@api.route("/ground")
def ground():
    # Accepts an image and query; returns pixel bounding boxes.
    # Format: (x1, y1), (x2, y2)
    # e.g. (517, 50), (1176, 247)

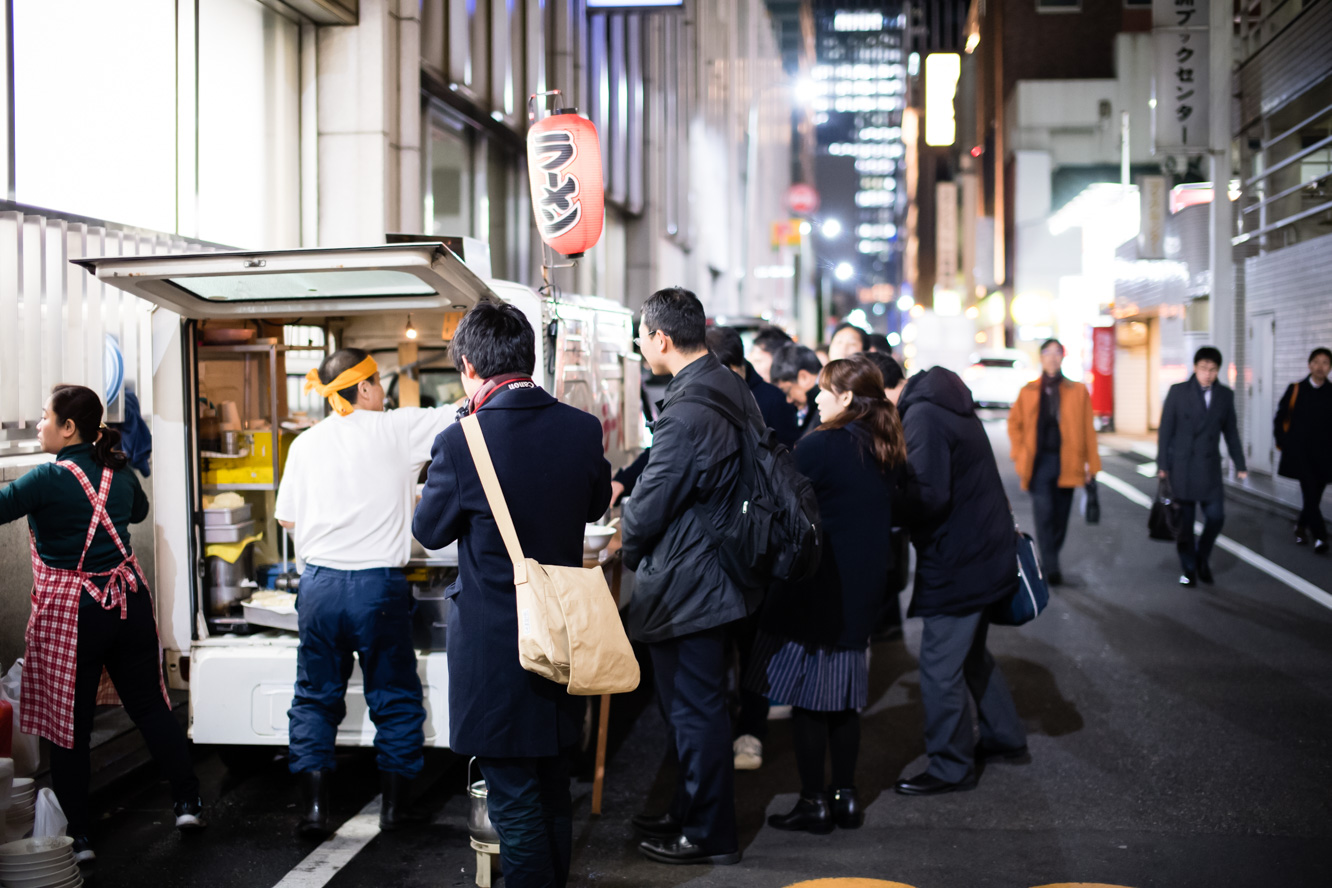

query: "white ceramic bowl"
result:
(583, 524), (616, 556)
(0, 850), (72, 873)
(1, 861), (79, 888)
(33, 871), (81, 888)
(0, 837), (74, 866)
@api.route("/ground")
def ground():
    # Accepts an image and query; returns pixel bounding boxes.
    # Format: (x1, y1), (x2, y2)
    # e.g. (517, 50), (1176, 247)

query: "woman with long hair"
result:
(0, 385), (203, 863)
(747, 355), (906, 833)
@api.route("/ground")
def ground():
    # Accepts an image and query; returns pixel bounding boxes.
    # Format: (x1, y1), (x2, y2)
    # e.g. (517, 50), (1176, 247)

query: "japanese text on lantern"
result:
(526, 112), (605, 256)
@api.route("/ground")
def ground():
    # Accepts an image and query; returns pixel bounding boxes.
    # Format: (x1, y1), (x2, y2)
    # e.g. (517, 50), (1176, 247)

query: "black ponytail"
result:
(48, 385), (130, 470)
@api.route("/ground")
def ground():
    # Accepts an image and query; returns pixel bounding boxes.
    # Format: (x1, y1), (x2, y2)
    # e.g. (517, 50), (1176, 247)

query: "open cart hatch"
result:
(71, 242), (499, 318)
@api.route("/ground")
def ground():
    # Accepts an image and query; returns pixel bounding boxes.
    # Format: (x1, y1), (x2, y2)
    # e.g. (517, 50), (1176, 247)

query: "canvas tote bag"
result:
(461, 414), (640, 696)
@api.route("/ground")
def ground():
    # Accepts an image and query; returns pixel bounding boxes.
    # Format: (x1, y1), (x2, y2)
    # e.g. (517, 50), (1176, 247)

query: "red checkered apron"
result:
(20, 460), (169, 749)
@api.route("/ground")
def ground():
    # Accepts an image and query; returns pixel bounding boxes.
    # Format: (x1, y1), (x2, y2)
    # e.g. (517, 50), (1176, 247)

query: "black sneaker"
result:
(71, 835), (95, 864)
(174, 797), (208, 830)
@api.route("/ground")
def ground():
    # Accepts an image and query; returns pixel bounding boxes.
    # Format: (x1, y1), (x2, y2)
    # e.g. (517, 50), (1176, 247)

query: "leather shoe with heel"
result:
(297, 770), (332, 839)
(831, 787), (863, 829)
(894, 771), (977, 796)
(638, 834), (741, 865)
(631, 812), (681, 838)
(767, 793), (833, 834)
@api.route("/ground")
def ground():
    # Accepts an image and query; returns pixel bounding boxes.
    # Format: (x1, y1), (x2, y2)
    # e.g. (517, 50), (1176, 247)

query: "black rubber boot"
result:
(379, 771), (429, 831)
(767, 793), (834, 834)
(297, 770), (332, 840)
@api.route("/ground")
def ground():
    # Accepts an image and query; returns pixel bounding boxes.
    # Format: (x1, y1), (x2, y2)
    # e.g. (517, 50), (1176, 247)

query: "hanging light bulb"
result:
(405, 315), (418, 340)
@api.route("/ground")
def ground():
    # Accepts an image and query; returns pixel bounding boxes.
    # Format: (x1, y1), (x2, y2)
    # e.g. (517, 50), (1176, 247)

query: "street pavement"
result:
(77, 420), (1332, 888)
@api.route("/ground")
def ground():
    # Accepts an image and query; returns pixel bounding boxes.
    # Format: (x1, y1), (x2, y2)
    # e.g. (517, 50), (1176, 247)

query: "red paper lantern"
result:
(526, 110), (605, 257)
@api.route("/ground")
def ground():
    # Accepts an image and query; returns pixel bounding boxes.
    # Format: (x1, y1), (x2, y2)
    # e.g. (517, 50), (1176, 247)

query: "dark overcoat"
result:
(412, 381), (612, 758)
(1274, 377), (1332, 484)
(761, 423), (900, 649)
(745, 361), (801, 448)
(898, 367), (1017, 617)
(1157, 376), (1246, 503)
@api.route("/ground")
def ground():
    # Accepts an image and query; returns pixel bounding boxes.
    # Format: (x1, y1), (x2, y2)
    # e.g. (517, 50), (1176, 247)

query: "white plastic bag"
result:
(1, 660), (42, 778)
(33, 788), (67, 838)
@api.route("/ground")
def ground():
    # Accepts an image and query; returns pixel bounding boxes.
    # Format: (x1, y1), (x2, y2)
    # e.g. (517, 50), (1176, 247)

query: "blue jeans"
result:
(477, 753), (573, 888)
(287, 566), (425, 776)
(1176, 499), (1225, 573)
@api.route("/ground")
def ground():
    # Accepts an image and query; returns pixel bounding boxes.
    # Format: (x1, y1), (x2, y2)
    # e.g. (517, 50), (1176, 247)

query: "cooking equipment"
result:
(466, 758), (499, 844)
(203, 504), (251, 526)
(203, 520), (256, 544)
(206, 548), (254, 616)
(241, 599), (298, 632)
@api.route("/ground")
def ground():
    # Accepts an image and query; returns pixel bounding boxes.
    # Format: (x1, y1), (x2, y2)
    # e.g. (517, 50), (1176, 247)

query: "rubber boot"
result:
(379, 771), (428, 831)
(297, 770), (332, 840)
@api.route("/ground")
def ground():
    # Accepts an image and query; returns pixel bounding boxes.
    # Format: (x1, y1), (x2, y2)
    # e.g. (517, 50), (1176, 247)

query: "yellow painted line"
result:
(783, 881), (920, 888)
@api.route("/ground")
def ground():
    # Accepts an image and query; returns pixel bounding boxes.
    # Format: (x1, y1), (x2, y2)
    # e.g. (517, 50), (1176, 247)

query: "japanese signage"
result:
(935, 181), (958, 288)
(1138, 175), (1168, 259)
(1151, 0), (1209, 153)
(526, 110), (605, 257)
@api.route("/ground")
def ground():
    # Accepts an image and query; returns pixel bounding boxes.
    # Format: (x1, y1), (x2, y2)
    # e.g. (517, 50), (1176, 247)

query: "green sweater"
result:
(0, 444), (149, 581)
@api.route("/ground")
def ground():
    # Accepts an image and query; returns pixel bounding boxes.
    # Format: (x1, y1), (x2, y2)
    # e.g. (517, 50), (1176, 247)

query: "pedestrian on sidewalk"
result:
(748, 326), (793, 383)
(1157, 347), (1247, 586)
(413, 303), (611, 888)
(277, 348), (455, 838)
(0, 385), (205, 864)
(621, 287), (757, 867)
(828, 322), (868, 361)
(771, 344), (825, 438)
(748, 355), (905, 833)
(1274, 347), (1331, 554)
(1006, 339), (1100, 586)
(895, 367), (1028, 796)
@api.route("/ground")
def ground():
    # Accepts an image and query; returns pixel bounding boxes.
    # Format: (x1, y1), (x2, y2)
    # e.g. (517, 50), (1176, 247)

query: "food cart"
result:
(72, 239), (640, 754)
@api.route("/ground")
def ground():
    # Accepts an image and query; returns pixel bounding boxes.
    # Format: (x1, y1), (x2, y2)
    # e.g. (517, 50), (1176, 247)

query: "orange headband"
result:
(304, 356), (378, 416)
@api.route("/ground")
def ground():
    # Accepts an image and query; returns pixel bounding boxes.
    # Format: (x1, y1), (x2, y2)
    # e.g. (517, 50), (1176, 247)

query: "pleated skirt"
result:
(744, 629), (868, 711)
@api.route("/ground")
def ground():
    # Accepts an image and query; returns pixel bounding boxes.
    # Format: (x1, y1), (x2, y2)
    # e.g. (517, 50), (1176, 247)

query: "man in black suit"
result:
(1157, 346), (1248, 587)
(770, 344), (824, 438)
(413, 302), (611, 888)
(622, 287), (759, 866)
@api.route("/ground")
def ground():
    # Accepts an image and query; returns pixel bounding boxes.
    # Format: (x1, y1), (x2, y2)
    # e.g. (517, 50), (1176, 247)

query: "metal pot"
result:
(467, 757), (500, 844)
(206, 546), (254, 616)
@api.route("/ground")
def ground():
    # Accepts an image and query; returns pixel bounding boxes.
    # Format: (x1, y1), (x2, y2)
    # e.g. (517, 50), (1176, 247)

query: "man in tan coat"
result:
(1006, 339), (1101, 585)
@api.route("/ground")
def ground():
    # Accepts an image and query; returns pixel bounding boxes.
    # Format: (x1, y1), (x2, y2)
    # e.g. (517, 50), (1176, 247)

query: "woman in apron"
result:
(0, 385), (204, 863)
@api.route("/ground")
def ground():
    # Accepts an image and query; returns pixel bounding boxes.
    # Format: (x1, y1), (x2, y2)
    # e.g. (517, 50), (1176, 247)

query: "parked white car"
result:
(962, 350), (1036, 408)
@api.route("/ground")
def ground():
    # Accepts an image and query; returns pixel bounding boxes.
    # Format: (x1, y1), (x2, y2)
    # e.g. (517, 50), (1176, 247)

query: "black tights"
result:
(790, 707), (860, 796)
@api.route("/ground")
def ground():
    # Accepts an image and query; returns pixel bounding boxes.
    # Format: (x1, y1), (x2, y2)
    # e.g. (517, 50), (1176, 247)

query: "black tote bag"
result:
(1148, 477), (1181, 541)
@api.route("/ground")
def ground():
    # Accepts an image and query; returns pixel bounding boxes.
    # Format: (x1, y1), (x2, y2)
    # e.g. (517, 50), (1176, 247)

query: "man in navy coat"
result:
(413, 301), (611, 888)
(1157, 346), (1247, 586)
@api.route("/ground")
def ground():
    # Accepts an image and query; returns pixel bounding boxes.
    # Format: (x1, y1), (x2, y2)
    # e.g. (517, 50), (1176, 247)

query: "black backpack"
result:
(672, 383), (822, 592)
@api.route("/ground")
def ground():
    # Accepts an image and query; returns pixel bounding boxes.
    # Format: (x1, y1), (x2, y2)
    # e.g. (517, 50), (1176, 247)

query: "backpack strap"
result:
(460, 414), (528, 586)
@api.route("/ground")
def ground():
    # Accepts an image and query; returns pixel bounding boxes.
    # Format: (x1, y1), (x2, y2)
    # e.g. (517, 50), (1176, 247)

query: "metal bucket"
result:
(467, 757), (500, 844)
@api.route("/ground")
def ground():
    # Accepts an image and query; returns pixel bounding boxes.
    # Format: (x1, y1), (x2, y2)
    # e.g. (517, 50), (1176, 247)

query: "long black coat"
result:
(1274, 377), (1332, 484)
(898, 367), (1017, 617)
(412, 381), (612, 758)
(745, 361), (801, 448)
(761, 423), (899, 649)
(1157, 376), (1246, 502)
(621, 353), (763, 643)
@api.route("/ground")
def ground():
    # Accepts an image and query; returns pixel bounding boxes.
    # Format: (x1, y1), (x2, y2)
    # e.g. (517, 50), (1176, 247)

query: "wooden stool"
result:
(470, 837), (501, 887)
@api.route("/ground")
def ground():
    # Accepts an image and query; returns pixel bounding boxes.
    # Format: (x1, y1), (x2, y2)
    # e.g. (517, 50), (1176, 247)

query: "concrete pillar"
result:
(1208, 0), (1234, 378)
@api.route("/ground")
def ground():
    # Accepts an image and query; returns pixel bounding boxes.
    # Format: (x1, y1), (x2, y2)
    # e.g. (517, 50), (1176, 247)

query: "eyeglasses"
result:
(634, 329), (658, 348)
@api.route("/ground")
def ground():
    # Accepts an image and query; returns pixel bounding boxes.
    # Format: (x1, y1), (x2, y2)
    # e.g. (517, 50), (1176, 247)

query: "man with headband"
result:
(275, 347), (455, 838)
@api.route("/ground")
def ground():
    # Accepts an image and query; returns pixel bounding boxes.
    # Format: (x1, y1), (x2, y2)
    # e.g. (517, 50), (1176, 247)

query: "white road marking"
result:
(1096, 471), (1332, 611)
(270, 795), (382, 888)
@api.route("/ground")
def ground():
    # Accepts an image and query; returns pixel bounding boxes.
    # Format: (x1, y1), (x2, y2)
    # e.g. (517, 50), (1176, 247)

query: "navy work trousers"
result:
(287, 566), (425, 776)
(477, 752), (574, 888)
(1029, 451), (1075, 576)
(648, 626), (738, 854)
(1176, 498), (1225, 573)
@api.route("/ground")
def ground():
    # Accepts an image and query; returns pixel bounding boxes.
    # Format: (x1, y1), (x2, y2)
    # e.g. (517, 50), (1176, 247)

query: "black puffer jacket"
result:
(622, 353), (765, 642)
(898, 367), (1017, 617)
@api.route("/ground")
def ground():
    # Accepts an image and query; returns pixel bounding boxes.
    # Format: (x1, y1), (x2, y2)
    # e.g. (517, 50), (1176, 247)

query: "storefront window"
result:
(426, 112), (473, 238)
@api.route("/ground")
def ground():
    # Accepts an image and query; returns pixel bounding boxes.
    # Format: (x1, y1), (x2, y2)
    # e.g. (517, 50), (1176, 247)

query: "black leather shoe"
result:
(767, 793), (834, 834)
(638, 834), (741, 865)
(631, 811), (682, 838)
(1048, 571), (1063, 587)
(894, 771), (977, 796)
(1197, 560), (1214, 584)
(831, 787), (863, 829)
(297, 769), (332, 839)
(976, 742), (1031, 764)
(1179, 571), (1198, 587)
(1315, 539), (1329, 555)
(1294, 525), (1309, 545)
(379, 771), (429, 830)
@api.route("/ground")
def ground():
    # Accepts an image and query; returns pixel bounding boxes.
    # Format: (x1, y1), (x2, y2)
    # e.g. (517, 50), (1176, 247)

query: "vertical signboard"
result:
(1138, 175), (1168, 259)
(1091, 326), (1116, 420)
(935, 181), (958, 290)
(1151, 0), (1209, 153)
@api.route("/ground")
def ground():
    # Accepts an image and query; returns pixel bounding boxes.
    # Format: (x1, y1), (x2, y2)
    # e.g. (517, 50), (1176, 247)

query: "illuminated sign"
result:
(924, 54), (960, 146)
(526, 110), (605, 257)
(588, 0), (682, 7)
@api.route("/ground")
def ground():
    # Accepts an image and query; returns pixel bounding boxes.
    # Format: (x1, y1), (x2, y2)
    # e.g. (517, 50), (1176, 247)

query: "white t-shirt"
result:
(275, 406), (455, 570)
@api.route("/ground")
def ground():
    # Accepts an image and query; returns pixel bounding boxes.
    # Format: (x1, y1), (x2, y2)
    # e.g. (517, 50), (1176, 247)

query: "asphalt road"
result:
(78, 420), (1332, 888)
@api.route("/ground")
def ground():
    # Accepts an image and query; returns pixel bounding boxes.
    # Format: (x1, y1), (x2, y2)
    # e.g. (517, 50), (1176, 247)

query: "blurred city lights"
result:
(799, 220), (813, 235)
(834, 262), (855, 281)
(924, 53), (961, 147)
(897, 294), (915, 311)
(821, 218), (842, 238)
(834, 11), (884, 31)
(902, 323), (917, 343)
(887, 332), (902, 347)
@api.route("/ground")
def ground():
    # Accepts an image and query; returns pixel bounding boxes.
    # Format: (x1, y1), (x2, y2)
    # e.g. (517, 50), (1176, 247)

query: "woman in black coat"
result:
(747, 355), (905, 834)
(1274, 347), (1332, 552)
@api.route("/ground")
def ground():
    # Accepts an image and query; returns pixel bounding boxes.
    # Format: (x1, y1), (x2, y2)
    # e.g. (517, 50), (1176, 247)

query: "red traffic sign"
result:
(786, 183), (820, 216)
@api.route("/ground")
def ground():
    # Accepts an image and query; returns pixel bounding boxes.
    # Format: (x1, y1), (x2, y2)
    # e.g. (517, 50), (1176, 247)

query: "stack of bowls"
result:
(0, 759), (11, 843)
(0, 837), (81, 888)
(3, 782), (34, 842)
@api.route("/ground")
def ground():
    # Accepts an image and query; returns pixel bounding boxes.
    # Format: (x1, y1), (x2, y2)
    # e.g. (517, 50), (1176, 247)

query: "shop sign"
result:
(1151, 0), (1209, 153)
(527, 111), (605, 257)
(786, 184), (820, 216)
(936, 181), (958, 287)
(1090, 326), (1115, 417)
(1138, 175), (1168, 259)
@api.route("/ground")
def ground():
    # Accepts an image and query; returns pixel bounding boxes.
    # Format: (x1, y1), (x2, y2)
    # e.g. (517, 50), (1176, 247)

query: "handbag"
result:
(990, 518), (1049, 627)
(1083, 478), (1101, 524)
(460, 414), (640, 697)
(1148, 476), (1181, 541)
